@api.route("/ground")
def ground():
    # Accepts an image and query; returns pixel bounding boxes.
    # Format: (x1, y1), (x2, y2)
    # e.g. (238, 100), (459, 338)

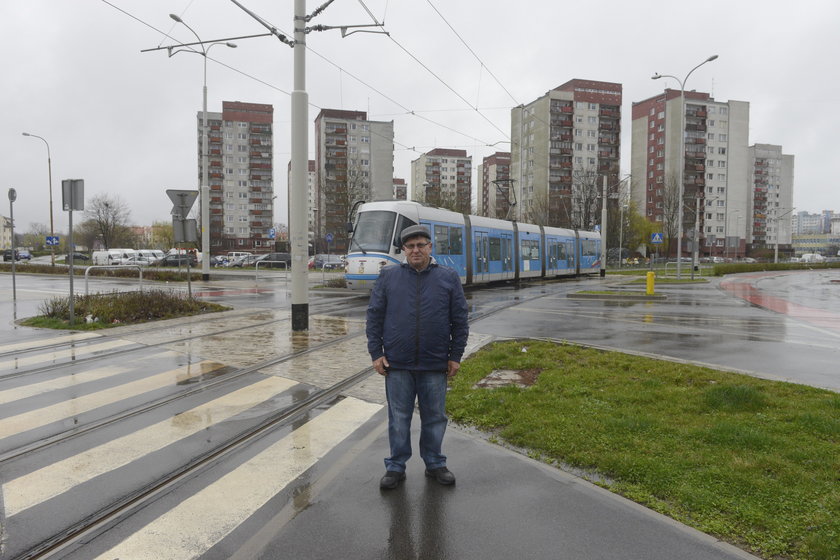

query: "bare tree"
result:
(571, 165), (602, 230)
(525, 190), (551, 225)
(661, 173), (681, 257)
(22, 222), (49, 252)
(84, 194), (133, 249)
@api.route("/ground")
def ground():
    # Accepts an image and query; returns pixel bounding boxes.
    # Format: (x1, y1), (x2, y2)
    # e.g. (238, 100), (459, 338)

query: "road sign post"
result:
(166, 189), (199, 297)
(62, 179), (85, 325)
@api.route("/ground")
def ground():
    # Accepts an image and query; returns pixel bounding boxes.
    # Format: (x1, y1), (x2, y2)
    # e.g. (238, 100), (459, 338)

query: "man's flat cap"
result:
(400, 225), (431, 245)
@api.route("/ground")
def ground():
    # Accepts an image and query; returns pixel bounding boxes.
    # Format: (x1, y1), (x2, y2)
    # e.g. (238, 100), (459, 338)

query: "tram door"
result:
(474, 231), (489, 282)
(501, 234), (513, 279)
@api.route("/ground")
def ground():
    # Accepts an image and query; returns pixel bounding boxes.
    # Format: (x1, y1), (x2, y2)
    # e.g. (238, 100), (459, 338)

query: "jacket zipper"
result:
(414, 270), (421, 366)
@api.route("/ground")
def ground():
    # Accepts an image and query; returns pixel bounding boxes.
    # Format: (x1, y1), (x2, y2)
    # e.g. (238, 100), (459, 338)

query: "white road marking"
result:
(3, 375), (297, 517)
(92, 397), (381, 560)
(0, 332), (101, 354)
(0, 360), (225, 440)
(0, 339), (135, 370)
(0, 364), (142, 405)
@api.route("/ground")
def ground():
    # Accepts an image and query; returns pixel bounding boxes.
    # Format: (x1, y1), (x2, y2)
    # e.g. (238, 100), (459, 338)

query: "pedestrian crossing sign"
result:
(651, 232), (664, 244)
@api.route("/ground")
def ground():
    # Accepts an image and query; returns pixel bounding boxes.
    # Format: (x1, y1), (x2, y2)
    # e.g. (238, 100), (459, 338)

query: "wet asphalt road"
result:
(1, 267), (837, 559)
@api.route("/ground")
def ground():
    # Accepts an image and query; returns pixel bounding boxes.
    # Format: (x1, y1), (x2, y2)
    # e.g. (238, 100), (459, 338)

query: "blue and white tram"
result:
(344, 200), (601, 290)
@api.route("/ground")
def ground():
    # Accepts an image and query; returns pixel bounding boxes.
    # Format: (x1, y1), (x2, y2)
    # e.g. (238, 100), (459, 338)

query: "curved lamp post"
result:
(169, 14), (236, 281)
(652, 54), (718, 278)
(22, 132), (55, 265)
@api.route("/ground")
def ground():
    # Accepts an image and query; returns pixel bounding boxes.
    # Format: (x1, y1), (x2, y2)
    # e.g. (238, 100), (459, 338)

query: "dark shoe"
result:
(380, 470), (406, 489)
(425, 467), (455, 485)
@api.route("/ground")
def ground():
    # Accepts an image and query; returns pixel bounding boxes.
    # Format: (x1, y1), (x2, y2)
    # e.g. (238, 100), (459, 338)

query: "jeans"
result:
(384, 369), (449, 472)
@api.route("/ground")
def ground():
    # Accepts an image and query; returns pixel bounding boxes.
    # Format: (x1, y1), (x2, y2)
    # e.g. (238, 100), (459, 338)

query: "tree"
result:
(22, 222), (49, 252)
(151, 221), (174, 250)
(571, 165), (602, 230)
(84, 194), (134, 249)
(72, 219), (102, 252)
(660, 173), (681, 257)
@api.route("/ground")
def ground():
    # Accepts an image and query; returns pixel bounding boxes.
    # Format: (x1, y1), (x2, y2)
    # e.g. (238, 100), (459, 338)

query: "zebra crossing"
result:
(0, 331), (382, 559)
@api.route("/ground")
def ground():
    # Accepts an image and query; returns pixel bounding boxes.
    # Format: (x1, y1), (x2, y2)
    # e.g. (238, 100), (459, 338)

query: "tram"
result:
(344, 200), (601, 290)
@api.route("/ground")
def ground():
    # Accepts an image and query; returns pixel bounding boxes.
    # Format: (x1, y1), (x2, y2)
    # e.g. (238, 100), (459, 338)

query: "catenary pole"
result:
(290, 0), (309, 331)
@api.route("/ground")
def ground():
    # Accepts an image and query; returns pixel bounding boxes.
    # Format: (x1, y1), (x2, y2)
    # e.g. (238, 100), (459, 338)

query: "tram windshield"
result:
(350, 211), (397, 253)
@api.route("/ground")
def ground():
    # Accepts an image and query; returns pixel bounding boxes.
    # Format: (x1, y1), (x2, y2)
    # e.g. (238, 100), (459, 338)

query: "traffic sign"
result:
(651, 232), (664, 244)
(166, 189), (198, 218)
(46, 236), (59, 246)
(268, 228), (276, 240)
(325, 233), (334, 243)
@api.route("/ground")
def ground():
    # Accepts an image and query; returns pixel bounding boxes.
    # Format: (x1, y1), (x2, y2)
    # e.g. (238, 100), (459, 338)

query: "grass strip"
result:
(448, 339), (839, 560)
(20, 289), (230, 330)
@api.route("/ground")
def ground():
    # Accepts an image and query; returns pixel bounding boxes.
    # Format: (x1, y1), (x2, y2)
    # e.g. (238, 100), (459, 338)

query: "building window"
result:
(719, 134), (727, 142)
(718, 147), (727, 155)
(719, 107), (728, 115)
(718, 161), (726, 168)
(707, 133), (715, 140)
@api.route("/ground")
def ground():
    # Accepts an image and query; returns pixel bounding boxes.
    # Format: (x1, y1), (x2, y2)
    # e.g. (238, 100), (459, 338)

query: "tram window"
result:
(520, 239), (540, 259)
(434, 225), (451, 254)
(394, 215), (417, 249)
(353, 211), (399, 253)
(433, 225), (464, 255)
(489, 237), (501, 260)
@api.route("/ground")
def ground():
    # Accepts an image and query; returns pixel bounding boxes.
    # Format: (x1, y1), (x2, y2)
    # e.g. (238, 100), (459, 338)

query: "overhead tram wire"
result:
(424, 0), (520, 107)
(103, 1), (502, 155)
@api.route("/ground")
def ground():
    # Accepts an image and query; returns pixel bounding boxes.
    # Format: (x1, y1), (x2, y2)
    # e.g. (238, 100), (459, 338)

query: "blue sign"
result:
(46, 235), (59, 246)
(650, 232), (664, 244)
(268, 228), (276, 240)
(325, 233), (334, 243)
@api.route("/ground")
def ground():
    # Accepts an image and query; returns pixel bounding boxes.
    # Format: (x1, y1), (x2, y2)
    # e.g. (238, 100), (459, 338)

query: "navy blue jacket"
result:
(366, 260), (469, 372)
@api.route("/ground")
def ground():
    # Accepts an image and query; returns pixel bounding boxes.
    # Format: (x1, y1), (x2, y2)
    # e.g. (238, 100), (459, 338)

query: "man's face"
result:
(403, 236), (432, 270)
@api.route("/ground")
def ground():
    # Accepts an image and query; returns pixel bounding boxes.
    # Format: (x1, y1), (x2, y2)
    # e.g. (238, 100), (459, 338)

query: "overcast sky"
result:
(4, 0), (839, 236)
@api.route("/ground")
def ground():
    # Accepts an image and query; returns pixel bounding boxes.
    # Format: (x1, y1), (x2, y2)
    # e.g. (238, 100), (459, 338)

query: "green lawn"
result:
(448, 340), (839, 560)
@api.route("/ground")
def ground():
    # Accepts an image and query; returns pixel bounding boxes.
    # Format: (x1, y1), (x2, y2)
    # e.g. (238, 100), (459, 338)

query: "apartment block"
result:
(285, 159), (317, 250)
(748, 144), (794, 253)
(631, 90), (750, 258)
(510, 79), (622, 227)
(393, 178), (407, 200)
(410, 148), (472, 213)
(199, 101), (274, 253)
(476, 152), (512, 219)
(314, 109), (394, 252)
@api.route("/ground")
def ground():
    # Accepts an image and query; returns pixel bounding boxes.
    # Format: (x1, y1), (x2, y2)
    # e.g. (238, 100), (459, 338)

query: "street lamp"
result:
(652, 54), (718, 279)
(169, 14), (237, 282)
(22, 132), (55, 265)
(618, 203), (628, 269)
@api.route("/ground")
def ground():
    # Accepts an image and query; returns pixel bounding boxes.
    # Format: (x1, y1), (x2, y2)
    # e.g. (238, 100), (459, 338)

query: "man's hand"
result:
(373, 356), (390, 376)
(447, 360), (460, 378)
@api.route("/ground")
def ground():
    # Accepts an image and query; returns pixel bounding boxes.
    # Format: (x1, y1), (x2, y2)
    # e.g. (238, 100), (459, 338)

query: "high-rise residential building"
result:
(477, 152), (512, 219)
(285, 159), (317, 251)
(1, 215), (12, 250)
(200, 101), (274, 253)
(393, 178), (407, 200)
(748, 144), (794, 254)
(314, 109), (394, 252)
(793, 211), (829, 235)
(410, 148), (472, 213)
(631, 90), (750, 258)
(510, 79), (622, 228)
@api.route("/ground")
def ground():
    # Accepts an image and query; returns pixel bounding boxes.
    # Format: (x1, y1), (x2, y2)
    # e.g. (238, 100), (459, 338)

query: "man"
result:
(366, 224), (470, 489)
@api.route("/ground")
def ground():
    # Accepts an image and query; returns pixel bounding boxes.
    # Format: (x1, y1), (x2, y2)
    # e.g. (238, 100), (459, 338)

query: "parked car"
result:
(154, 254), (197, 267)
(119, 256), (153, 266)
(3, 249), (20, 262)
(313, 254), (345, 270)
(227, 254), (262, 268)
(17, 250), (32, 261)
(66, 252), (90, 261)
(258, 252), (292, 269)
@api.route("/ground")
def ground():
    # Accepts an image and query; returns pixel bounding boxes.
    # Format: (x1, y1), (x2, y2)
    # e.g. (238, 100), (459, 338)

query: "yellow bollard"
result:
(646, 271), (655, 296)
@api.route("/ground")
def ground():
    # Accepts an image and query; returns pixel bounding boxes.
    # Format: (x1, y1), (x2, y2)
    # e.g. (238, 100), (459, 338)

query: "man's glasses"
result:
(403, 241), (430, 250)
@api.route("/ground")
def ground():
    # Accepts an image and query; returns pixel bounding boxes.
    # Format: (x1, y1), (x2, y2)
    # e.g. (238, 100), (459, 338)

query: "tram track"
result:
(0, 294), (369, 382)
(13, 282), (555, 560)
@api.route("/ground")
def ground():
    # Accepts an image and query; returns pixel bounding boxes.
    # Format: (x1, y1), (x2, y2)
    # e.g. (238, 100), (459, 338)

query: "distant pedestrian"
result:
(366, 224), (469, 489)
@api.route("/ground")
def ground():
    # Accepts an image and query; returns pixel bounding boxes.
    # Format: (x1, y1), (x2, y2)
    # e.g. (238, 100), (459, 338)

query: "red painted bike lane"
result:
(719, 271), (840, 334)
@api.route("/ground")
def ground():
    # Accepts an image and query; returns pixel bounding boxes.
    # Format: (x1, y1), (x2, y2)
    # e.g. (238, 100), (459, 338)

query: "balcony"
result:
(599, 108), (620, 118)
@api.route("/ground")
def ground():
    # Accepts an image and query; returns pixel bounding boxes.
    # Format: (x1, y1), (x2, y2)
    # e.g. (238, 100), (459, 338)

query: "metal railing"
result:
(255, 260), (288, 282)
(84, 265), (143, 295)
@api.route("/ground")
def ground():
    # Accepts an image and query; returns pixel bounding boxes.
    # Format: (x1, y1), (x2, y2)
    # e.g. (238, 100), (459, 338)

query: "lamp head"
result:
(226, 42), (237, 48)
(651, 73), (662, 80)
(22, 132), (31, 137)
(706, 54), (719, 62)
(169, 13), (183, 23)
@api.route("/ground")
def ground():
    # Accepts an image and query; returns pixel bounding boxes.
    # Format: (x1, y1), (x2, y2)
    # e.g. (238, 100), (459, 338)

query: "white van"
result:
(91, 248), (136, 265)
(800, 253), (825, 263)
(227, 251), (252, 259)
